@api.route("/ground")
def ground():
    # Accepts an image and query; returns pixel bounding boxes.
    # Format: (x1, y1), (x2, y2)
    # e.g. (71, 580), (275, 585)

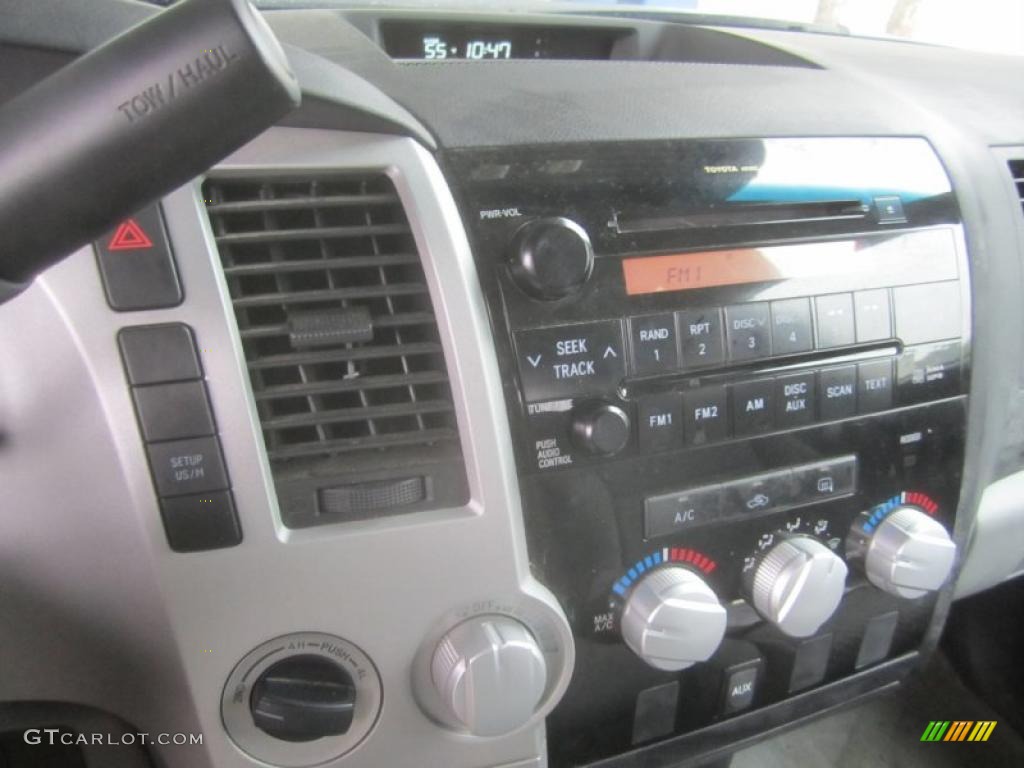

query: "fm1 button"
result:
(775, 372), (816, 427)
(638, 393), (682, 452)
(630, 314), (678, 375)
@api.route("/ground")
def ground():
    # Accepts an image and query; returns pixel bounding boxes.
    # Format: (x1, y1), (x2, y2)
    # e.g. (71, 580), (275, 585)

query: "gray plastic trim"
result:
(955, 471), (1024, 599)
(0, 128), (572, 768)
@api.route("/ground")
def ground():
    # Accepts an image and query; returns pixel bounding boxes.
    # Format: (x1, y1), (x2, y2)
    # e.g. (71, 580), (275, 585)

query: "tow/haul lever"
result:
(0, 0), (300, 297)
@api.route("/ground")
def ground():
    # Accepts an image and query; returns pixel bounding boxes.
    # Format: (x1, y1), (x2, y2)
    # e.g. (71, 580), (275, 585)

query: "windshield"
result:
(243, 0), (1024, 56)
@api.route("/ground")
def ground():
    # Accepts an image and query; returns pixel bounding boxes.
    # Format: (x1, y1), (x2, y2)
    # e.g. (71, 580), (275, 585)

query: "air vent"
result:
(1011, 159), (1024, 216)
(203, 173), (468, 527)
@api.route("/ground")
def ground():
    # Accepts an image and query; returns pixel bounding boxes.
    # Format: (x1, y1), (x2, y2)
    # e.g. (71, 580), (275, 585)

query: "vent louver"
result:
(202, 173), (467, 527)
(1011, 159), (1024, 216)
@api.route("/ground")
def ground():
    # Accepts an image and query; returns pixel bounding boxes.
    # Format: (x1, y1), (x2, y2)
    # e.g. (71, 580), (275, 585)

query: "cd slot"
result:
(611, 200), (869, 234)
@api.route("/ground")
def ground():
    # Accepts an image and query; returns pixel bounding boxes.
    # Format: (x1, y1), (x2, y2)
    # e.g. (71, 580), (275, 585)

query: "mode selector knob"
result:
(250, 655), (356, 742)
(508, 217), (594, 300)
(853, 506), (956, 599)
(749, 535), (848, 638)
(620, 567), (727, 671)
(571, 401), (631, 457)
(432, 615), (547, 737)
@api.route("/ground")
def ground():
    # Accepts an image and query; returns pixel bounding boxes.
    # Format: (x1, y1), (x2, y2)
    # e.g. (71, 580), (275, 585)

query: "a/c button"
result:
(645, 485), (723, 539)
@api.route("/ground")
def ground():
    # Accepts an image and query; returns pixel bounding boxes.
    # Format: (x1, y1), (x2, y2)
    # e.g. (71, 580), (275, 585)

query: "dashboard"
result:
(2, 2), (1024, 768)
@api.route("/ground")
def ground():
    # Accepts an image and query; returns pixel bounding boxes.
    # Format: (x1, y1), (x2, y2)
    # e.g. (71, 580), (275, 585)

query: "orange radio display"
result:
(620, 238), (890, 296)
(622, 248), (784, 295)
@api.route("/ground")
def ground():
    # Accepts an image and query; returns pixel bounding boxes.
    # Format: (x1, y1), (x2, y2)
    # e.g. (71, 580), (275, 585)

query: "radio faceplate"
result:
(443, 137), (969, 767)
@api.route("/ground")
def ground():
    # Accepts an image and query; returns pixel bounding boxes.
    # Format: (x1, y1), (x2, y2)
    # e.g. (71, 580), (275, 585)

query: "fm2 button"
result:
(515, 321), (626, 402)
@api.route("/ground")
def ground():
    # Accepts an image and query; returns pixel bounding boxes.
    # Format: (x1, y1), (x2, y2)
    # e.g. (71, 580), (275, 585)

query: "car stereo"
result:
(444, 137), (968, 766)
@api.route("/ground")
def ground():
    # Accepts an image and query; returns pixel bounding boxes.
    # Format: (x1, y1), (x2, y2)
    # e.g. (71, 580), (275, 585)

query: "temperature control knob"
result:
(855, 506), (956, 598)
(571, 401), (631, 456)
(749, 535), (848, 638)
(508, 217), (594, 300)
(432, 615), (547, 737)
(620, 567), (727, 671)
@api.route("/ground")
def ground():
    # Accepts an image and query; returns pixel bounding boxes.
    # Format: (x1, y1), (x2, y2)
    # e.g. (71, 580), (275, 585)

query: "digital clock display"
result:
(422, 36), (513, 60)
(380, 21), (624, 61)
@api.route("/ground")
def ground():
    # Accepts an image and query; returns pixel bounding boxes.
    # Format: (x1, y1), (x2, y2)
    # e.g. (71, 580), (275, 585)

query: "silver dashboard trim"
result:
(0, 128), (573, 768)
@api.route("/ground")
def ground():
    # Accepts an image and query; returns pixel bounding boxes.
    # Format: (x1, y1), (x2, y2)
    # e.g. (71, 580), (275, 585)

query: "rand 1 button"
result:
(857, 358), (894, 413)
(146, 436), (230, 497)
(819, 365), (857, 420)
(629, 313), (679, 375)
(645, 485), (723, 538)
(637, 392), (683, 452)
(815, 293), (856, 349)
(770, 298), (813, 355)
(732, 378), (775, 437)
(725, 303), (771, 362)
(775, 372), (816, 427)
(676, 308), (725, 368)
(682, 386), (729, 446)
(896, 341), (963, 405)
(515, 320), (626, 402)
(793, 455), (857, 504)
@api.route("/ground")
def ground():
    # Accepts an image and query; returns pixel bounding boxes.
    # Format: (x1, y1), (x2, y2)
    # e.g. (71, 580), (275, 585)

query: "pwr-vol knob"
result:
(431, 615), (547, 737)
(620, 567), (727, 671)
(848, 504), (956, 598)
(749, 535), (848, 638)
(508, 217), (594, 300)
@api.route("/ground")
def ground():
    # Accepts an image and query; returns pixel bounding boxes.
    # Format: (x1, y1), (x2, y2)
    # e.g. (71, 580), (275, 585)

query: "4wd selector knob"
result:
(854, 506), (956, 598)
(620, 567), (727, 671)
(508, 217), (594, 300)
(571, 401), (631, 456)
(432, 615), (547, 737)
(749, 535), (848, 638)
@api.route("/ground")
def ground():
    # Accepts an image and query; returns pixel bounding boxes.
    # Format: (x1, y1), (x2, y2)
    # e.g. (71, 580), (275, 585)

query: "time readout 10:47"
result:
(423, 36), (513, 59)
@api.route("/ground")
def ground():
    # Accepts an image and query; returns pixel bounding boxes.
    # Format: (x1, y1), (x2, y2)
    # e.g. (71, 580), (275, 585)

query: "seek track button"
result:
(515, 321), (626, 402)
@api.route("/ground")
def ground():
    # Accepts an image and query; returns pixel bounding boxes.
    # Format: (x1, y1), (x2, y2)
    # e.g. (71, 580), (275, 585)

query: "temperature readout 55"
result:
(423, 36), (513, 60)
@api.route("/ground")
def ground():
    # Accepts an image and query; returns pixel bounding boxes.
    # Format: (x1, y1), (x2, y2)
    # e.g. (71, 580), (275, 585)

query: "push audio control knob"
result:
(432, 615), (547, 737)
(571, 401), (631, 456)
(855, 506), (956, 598)
(749, 535), (848, 638)
(508, 217), (594, 300)
(620, 567), (727, 671)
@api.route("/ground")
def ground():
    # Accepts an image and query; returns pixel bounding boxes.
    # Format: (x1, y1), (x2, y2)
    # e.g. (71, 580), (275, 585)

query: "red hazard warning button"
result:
(95, 204), (182, 311)
(108, 218), (154, 251)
